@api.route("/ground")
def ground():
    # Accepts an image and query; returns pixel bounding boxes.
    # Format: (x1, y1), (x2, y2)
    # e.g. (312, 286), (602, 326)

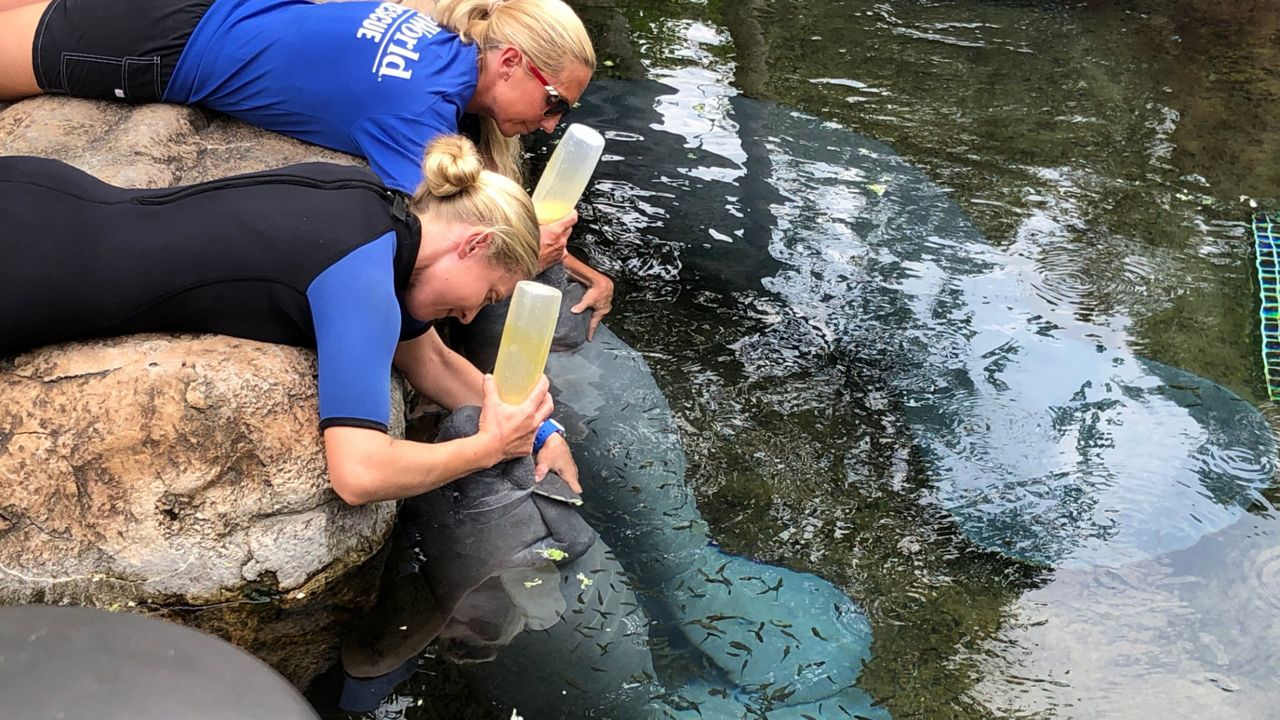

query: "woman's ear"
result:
(457, 229), (493, 258)
(497, 45), (522, 77)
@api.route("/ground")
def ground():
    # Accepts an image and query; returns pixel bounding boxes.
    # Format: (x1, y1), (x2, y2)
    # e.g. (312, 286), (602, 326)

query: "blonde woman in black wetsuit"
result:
(0, 0), (615, 334)
(0, 135), (579, 502)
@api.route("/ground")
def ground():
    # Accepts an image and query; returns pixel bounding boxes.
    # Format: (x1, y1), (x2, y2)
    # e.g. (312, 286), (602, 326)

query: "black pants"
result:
(32, 0), (215, 102)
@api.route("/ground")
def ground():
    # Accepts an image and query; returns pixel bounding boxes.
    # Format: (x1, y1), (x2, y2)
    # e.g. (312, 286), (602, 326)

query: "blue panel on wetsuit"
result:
(308, 232), (405, 432)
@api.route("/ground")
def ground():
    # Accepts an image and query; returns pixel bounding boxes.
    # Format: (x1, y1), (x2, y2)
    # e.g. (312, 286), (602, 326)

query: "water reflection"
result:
(573, 78), (1276, 569)
(568, 75), (1276, 715)
(970, 506), (1280, 718)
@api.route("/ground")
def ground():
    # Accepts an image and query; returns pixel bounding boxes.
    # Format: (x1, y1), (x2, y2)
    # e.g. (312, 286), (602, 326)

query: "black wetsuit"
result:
(0, 156), (429, 432)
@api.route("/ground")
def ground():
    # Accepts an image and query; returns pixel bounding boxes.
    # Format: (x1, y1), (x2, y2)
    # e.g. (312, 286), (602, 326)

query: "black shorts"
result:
(32, 0), (215, 103)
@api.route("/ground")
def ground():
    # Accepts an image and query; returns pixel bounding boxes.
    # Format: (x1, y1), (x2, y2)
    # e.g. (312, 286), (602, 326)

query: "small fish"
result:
(684, 618), (721, 633)
(811, 626), (827, 641)
(704, 613), (745, 623)
(698, 569), (732, 588)
(770, 685), (796, 703)
(728, 640), (753, 654)
(559, 674), (586, 693)
(756, 577), (784, 596)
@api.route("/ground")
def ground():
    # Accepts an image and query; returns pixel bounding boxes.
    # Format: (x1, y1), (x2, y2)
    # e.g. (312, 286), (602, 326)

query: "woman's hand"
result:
(567, 261), (614, 341)
(476, 374), (554, 461)
(535, 433), (581, 493)
(538, 210), (578, 271)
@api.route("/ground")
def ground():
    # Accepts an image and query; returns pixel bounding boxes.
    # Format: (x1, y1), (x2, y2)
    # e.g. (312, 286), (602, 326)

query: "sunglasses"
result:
(526, 62), (574, 118)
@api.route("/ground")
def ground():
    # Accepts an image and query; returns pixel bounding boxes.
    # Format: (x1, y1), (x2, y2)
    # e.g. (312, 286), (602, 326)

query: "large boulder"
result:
(0, 98), (397, 688)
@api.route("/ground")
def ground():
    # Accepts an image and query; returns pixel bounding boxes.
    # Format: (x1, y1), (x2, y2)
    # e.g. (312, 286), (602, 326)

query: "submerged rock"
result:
(0, 97), (394, 688)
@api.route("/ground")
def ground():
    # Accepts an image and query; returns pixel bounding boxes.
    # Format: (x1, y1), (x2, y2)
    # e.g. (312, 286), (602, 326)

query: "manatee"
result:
(448, 266), (886, 717)
(568, 78), (1276, 569)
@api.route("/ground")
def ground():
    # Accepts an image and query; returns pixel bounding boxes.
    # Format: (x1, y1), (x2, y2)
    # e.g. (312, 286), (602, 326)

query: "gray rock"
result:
(0, 97), (396, 688)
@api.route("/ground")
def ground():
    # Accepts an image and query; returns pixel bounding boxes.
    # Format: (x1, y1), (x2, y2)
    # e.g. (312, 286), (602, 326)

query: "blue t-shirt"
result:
(166, 0), (479, 193)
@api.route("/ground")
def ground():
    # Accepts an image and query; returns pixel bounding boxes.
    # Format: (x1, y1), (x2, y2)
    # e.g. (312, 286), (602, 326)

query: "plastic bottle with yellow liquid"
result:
(493, 281), (564, 404)
(531, 124), (606, 225)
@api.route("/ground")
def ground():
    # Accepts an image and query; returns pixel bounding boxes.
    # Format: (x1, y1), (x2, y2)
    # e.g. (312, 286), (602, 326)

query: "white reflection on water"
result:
(969, 509), (1280, 719)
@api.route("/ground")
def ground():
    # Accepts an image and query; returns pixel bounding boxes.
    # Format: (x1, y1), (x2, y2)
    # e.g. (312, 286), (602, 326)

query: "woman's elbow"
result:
(326, 461), (382, 506)
(323, 427), (393, 506)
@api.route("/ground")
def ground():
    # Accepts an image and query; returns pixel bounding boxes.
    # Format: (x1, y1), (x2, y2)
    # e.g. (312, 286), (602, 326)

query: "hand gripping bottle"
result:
(531, 124), (606, 225)
(493, 281), (564, 404)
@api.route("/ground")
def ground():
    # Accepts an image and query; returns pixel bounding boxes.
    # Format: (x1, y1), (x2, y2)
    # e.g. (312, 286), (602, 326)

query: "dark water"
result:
(321, 1), (1280, 718)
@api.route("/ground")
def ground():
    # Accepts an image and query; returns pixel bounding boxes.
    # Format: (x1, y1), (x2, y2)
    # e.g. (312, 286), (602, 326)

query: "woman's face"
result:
(406, 230), (522, 324)
(489, 50), (592, 137)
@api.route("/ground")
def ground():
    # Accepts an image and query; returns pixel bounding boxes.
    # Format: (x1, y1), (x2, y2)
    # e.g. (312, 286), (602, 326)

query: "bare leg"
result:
(0, 2), (47, 100)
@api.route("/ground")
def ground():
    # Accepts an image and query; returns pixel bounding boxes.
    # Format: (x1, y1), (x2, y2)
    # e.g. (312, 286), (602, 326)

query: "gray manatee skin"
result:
(342, 406), (599, 678)
(568, 78), (1277, 569)
(544, 323), (883, 714)
(453, 270), (886, 715)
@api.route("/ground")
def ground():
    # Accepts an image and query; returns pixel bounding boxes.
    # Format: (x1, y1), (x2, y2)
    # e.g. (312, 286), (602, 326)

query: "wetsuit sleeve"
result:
(307, 232), (404, 433)
(350, 110), (460, 194)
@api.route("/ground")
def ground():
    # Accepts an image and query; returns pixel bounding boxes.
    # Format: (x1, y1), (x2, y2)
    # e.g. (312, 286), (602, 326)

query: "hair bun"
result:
(423, 135), (484, 198)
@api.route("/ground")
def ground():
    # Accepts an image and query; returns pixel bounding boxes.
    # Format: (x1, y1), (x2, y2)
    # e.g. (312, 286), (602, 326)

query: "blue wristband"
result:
(533, 418), (565, 454)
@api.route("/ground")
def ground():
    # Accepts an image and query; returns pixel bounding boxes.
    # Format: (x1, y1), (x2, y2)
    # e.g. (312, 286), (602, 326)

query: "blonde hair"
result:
(432, 0), (596, 182)
(411, 135), (540, 278)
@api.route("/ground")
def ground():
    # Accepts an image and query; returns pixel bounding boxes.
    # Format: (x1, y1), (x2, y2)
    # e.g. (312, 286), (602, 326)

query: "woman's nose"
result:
(539, 115), (560, 134)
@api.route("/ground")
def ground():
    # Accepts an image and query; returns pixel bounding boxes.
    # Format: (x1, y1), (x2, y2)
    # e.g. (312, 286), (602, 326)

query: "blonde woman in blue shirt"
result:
(0, 0), (613, 330)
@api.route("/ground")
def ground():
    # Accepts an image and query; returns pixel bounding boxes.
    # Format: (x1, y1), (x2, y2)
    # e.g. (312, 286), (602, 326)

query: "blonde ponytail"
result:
(432, 0), (596, 183)
(411, 135), (539, 278)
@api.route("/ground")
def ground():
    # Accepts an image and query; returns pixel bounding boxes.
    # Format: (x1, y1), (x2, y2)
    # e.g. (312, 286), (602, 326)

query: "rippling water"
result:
(319, 1), (1280, 718)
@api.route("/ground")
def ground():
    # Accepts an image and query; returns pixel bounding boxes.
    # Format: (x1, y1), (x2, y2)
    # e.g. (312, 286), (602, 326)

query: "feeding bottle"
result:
(493, 281), (564, 404)
(531, 124), (606, 225)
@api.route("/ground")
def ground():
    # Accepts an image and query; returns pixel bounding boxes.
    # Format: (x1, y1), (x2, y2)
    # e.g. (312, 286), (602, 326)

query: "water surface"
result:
(324, 2), (1280, 717)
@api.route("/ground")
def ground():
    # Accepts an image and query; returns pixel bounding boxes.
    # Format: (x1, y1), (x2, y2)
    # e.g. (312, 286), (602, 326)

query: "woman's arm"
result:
(393, 326), (484, 410)
(324, 374), (553, 505)
(564, 252), (614, 341)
